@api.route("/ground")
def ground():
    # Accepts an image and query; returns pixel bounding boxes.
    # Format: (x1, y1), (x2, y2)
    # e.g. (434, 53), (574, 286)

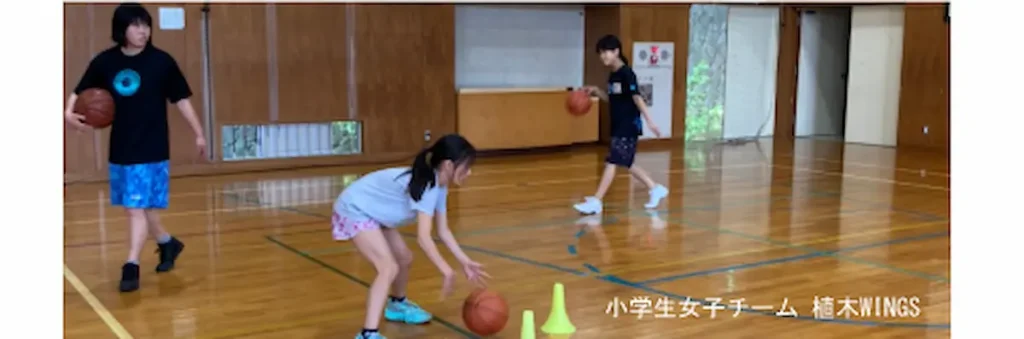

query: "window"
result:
(221, 121), (361, 161)
(687, 5), (780, 141)
(686, 5), (729, 141)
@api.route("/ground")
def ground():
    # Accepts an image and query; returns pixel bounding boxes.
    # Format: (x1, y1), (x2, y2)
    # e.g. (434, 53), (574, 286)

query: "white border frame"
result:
(33, 1), (1018, 338)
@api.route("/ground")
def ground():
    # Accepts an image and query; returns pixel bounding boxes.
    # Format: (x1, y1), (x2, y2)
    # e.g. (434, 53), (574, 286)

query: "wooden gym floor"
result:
(64, 139), (950, 338)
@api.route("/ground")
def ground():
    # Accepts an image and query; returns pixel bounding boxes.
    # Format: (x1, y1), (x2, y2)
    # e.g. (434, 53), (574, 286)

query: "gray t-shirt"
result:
(333, 167), (448, 227)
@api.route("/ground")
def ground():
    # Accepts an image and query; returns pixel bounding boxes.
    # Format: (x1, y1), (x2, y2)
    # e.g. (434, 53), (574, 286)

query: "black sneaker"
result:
(155, 237), (185, 273)
(119, 263), (140, 292)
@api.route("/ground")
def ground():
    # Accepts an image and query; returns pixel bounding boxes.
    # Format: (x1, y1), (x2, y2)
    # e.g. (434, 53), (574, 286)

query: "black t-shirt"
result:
(74, 46), (192, 165)
(607, 65), (642, 138)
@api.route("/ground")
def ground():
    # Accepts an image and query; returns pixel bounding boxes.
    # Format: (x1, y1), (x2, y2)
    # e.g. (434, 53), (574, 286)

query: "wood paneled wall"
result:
(456, 89), (599, 151)
(897, 4), (950, 151)
(354, 5), (457, 154)
(64, 3), (456, 182)
(64, 3), (206, 183)
(64, 3), (947, 182)
(583, 4), (690, 143)
(774, 6), (801, 141)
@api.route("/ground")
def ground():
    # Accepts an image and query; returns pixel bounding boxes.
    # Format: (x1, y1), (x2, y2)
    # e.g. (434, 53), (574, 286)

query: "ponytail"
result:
(618, 52), (629, 66)
(401, 134), (477, 202)
(407, 148), (435, 202)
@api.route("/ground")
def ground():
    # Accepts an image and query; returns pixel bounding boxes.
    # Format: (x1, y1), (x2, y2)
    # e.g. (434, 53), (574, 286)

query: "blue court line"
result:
(569, 190), (947, 282)
(245, 185), (773, 239)
(569, 206), (880, 274)
(646, 208), (950, 283)
(294, 189), (820, 257)
(810, 189), (948, 222)
(240, 197), (950, 329)
(454, 238), (950, 329)
(264, 235), (480, 338)
(727, 166), (948, 221)
(231, 189), (950, 283)
(635, 230), (949, 285)
(234, 189), (809, 257)
(582, 263), (601, 274)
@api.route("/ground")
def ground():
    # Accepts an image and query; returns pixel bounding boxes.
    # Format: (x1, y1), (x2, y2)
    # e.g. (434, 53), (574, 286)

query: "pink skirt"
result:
(331, 212), (382, 241)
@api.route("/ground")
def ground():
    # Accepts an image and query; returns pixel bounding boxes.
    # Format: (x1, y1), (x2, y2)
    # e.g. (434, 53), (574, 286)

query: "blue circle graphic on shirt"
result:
(113, 69), (141, 96)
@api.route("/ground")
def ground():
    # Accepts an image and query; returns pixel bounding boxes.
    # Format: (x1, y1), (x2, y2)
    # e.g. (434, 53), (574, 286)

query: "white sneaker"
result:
(573, 196), (603, 215)
(644, 184), (668, 209)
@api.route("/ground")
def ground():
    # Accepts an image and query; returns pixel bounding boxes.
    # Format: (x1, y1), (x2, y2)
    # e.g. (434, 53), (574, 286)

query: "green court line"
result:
(241, 182), (949, 283)
(297, 192), (808, 257)
(288, 203), (949, 283)
(300, 214), (620, 256)
(265, 235), (481, 339)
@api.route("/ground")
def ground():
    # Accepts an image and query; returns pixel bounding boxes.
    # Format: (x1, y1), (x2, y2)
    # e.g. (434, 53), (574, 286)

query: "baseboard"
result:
(638, 137), (681, 148)
(476, 144), (574, 158)
(63, 152), (416, 186)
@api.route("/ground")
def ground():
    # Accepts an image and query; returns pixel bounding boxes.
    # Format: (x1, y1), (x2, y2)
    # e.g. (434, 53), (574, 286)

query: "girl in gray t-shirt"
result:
(333, 134), (490, 339)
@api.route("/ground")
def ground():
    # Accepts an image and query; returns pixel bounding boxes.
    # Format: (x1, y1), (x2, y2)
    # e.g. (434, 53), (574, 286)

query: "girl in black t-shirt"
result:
(63, 3), (206, 293)
(573, 35), (668, 215)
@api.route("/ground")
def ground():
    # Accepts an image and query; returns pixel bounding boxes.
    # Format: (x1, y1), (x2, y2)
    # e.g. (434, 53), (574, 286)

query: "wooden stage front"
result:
(63, 139), (950, 338)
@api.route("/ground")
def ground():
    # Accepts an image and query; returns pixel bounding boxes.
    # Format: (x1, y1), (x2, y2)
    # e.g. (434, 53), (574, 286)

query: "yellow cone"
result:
(541, 283), (576, 334)
(521, 310), (536, 339)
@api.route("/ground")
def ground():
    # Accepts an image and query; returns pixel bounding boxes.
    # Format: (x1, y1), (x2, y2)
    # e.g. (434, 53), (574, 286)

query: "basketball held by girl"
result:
(332, 134), (490, 339)
(573, 34), (669, 215)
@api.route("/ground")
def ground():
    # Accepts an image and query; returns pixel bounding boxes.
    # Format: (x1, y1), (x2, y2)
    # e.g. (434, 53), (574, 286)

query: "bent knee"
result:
(394, 249), (414, 267)
(376, 259), (400, 280)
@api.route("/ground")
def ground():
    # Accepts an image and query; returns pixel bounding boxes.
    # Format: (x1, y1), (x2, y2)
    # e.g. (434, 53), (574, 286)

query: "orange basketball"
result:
(462, 289), (509, 336)
(566, 90), (592, 116)
(75, 88), (115, 128)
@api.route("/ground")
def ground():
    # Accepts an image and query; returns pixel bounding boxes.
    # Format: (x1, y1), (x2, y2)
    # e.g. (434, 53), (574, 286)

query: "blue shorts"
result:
(108, 160), (170, 209)
(605, 137), (638, 168)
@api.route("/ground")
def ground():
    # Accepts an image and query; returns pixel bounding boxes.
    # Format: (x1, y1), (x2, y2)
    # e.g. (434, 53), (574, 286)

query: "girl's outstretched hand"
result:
(461, 259), (491, 287)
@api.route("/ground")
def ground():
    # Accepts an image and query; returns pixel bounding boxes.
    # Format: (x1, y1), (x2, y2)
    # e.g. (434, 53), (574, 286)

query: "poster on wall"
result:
(632, 42), (674, 139)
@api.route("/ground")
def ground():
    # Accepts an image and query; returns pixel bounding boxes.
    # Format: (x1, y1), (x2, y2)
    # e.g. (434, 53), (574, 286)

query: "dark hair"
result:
(111, 3), (153, 47)
(596, 34), (629, 66)
(404, 134), (477, 201)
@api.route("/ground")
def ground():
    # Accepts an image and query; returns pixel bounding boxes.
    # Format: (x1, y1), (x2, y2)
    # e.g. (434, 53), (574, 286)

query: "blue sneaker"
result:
(355, 332), (386, 339)
(384, 299), (433, 324)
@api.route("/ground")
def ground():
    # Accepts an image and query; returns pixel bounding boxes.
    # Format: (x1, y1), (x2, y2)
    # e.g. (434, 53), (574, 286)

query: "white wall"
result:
(723, 6), (780, 139)
(795, 8), (851, 137)
(454, 5), (585, 88)
(844, 6), (904, 146)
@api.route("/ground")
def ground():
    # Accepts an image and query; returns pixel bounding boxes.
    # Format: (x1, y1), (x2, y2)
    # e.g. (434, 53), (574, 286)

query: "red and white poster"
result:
(632, 42), (675, 140)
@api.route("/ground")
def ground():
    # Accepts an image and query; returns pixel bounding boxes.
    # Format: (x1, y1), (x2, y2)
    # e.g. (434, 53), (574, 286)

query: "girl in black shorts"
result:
(573, 34), (668, 215)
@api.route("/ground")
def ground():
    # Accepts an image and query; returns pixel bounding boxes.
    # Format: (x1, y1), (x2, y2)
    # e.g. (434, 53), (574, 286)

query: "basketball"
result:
(74, 88), (115, 128)
(462, 289), (509, 335)
(566, 90), (592, 116)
